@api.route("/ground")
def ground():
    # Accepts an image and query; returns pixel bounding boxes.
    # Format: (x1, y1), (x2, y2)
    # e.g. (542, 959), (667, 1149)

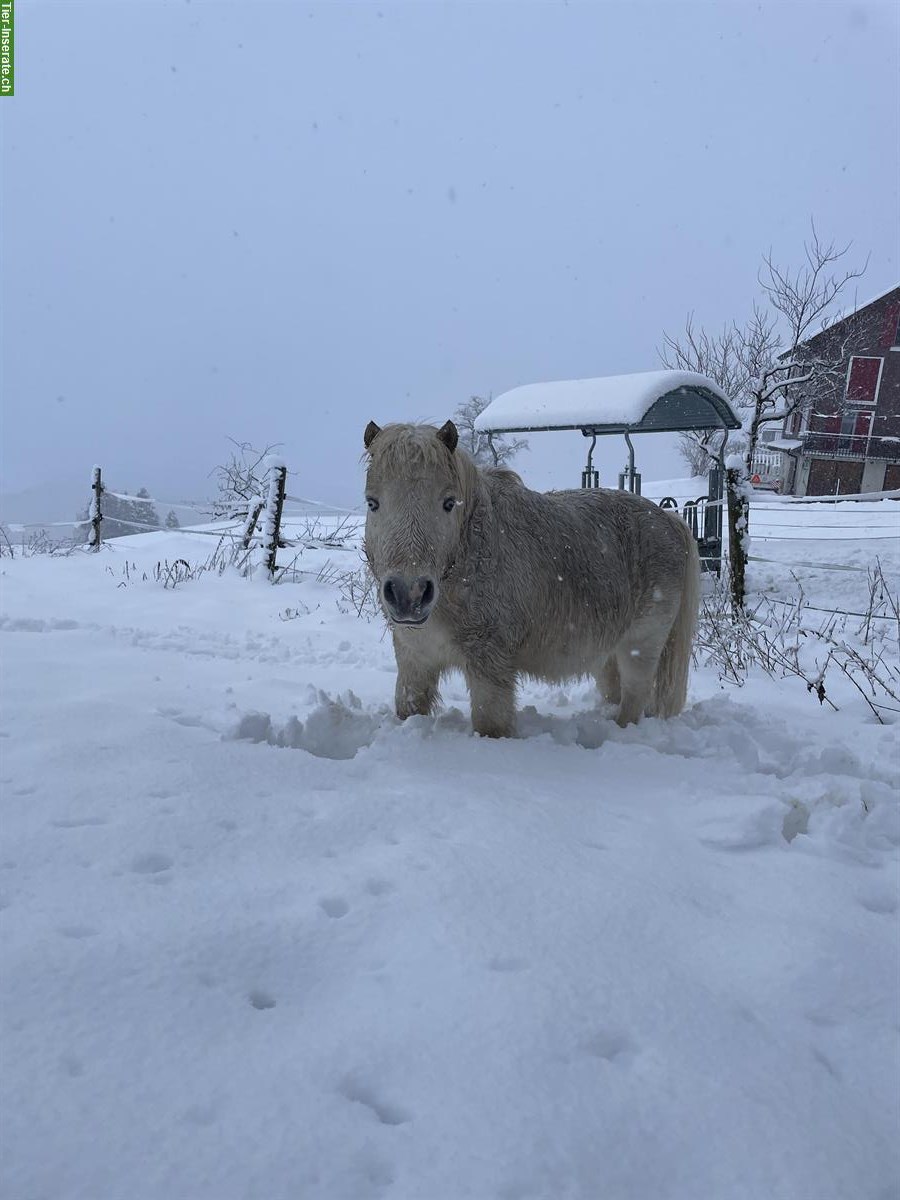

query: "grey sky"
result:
(2, 0), (898, 514)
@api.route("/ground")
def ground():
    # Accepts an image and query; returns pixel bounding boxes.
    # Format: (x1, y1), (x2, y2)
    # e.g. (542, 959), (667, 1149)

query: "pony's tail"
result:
(655, 515), (700, 718)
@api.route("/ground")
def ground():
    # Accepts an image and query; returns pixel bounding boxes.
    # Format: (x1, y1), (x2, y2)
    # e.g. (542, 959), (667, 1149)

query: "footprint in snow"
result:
(319, 896), (350, 919)
(59, 1054), (85, 1078)
(858, 886), (898, 915)
(581, 1029), (636, 1063)
(339, 1076), (411, 1126)
(248, 990), (276, 1011)
(52, 815), (109, 829)
(58, 925), (100, 940)
(488, 955), (530, 973)
(183, 1102), (218, 1126)
(130, 852), (173, 875)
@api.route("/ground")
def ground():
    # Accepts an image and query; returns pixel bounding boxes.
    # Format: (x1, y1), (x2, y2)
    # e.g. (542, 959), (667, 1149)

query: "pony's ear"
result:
(437, 420), (458, 454)
(364, 421), (382, 450)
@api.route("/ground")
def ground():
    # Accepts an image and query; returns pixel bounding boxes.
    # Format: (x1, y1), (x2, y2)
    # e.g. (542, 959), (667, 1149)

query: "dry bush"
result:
(695, 560), (900, 723)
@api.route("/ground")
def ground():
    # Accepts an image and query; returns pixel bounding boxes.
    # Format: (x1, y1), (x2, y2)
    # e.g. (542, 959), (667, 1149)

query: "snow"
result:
(474, 370), (735, 433)
(1, 504), (898, 1200)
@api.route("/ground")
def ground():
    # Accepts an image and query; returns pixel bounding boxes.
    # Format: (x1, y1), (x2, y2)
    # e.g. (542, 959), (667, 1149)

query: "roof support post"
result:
(620, 431), (641, 494)
(581, 433), (599, 488)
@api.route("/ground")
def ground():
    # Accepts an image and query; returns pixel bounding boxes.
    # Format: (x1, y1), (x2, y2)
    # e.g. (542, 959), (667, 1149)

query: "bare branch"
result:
(759, 219), (869, 349)
(455, 396), (528, 468)
(207, 438), (283, 521)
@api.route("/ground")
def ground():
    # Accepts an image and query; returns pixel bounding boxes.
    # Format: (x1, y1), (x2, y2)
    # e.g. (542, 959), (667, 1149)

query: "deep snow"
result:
(1, 500), (898, 1200)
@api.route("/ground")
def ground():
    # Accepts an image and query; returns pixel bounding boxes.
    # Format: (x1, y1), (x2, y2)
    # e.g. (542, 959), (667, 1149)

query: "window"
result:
(845, 356), (883, 405)
(839, 410), (872, 438)
(881, 302), (900, 348)
(837, 409), (872, 455)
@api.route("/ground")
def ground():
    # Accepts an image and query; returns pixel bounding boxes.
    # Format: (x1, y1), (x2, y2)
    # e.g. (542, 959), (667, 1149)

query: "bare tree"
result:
(208, 438), (283, 521)
(743, 222), (869, 475)
(659, 221), (868, 478)
(659, 315), (762, 474)
(453, 396), (528, 468)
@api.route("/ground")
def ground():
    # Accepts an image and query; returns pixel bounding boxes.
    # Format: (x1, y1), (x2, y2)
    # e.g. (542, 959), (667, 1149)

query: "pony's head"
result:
(363, 420), (470, 626)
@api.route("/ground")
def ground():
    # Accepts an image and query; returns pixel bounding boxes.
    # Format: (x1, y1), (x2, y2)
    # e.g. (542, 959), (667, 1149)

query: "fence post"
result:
(262, 459), (287, 578)
(725, 459), (749, 612)
(89, 465), (103, 550)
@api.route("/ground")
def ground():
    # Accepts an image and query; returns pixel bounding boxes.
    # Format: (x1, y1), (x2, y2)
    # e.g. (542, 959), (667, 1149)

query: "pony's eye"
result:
(366, 497), (379, 513)
(443, 497), (457, 513)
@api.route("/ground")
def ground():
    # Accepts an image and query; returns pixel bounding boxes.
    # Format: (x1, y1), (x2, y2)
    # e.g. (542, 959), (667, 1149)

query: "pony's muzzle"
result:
(382, 574), (436, 625)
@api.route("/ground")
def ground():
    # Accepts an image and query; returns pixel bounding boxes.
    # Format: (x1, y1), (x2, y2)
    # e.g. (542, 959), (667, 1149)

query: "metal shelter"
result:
(474, 370), (742, 573)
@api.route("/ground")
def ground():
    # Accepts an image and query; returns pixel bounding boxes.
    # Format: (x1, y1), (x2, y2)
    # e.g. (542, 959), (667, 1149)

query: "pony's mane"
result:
(367, 424), (479, 498)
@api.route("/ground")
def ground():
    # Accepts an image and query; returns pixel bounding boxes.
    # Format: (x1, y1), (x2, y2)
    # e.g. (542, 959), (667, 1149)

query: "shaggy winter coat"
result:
(363, 420), (699, 737)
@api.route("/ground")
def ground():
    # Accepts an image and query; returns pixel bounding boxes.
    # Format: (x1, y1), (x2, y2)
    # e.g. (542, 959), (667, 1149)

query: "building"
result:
(773, 285), (900, 496)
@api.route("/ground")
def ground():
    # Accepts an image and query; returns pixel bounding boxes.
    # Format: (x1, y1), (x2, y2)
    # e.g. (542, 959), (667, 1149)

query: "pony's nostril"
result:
(421, 580), (435, 608)
(383, 579), (398, 608)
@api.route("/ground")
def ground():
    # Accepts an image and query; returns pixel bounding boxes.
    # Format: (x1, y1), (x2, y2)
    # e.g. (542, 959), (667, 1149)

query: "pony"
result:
(363, 419), (699, 738)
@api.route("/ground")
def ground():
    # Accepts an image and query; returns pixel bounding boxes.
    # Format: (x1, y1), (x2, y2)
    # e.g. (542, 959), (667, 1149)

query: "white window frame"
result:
(844, 355), (884, 406)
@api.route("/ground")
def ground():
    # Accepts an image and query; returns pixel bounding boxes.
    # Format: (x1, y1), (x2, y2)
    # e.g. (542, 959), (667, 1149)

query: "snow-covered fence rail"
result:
(75, 463), (290, 564)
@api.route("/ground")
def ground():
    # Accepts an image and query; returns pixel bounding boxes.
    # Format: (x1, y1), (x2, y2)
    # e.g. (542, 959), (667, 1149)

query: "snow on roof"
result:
(767, 438), (804, 453)
(474, 370), (740, 435)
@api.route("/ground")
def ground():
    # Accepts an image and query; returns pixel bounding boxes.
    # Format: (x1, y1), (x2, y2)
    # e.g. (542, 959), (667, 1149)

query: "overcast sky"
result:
(2, 0), (898, 514)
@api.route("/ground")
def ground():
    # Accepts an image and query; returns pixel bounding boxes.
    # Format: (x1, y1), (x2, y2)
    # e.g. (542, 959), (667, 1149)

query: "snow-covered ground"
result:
(1, 495), (898, 1200)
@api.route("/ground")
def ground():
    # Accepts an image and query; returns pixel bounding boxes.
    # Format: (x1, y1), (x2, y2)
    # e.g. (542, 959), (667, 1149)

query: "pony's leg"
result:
(613, 620), (672, 727)
(465, 669), (517, 738)
(393, 643), (440, 720)
(597, 656), (621, 705)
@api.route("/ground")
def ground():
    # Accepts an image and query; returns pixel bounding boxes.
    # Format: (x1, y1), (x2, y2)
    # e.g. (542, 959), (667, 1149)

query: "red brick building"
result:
(776, 285), (900, 495)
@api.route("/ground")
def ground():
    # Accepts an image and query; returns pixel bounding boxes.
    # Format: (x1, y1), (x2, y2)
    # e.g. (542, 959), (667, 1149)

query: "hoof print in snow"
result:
(58, 924), (100, 939)
(59, 1054), (85, 1078)
(581, 1029), (635, 1063)
(858, 887), (898, 915)
(488, 955), (530, 973)
(782, 800), (810, 843)
(248, 990), (276, 1011)
(811, 1046), (842, 1081)
(183, 1103), (218, 1126)
(319, 896), (350, 919)
(52, 815), (109, 829)
(364, 878), (395, 897)
(340, 1076), (410, 1126)
(130, 852), (173, 875)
